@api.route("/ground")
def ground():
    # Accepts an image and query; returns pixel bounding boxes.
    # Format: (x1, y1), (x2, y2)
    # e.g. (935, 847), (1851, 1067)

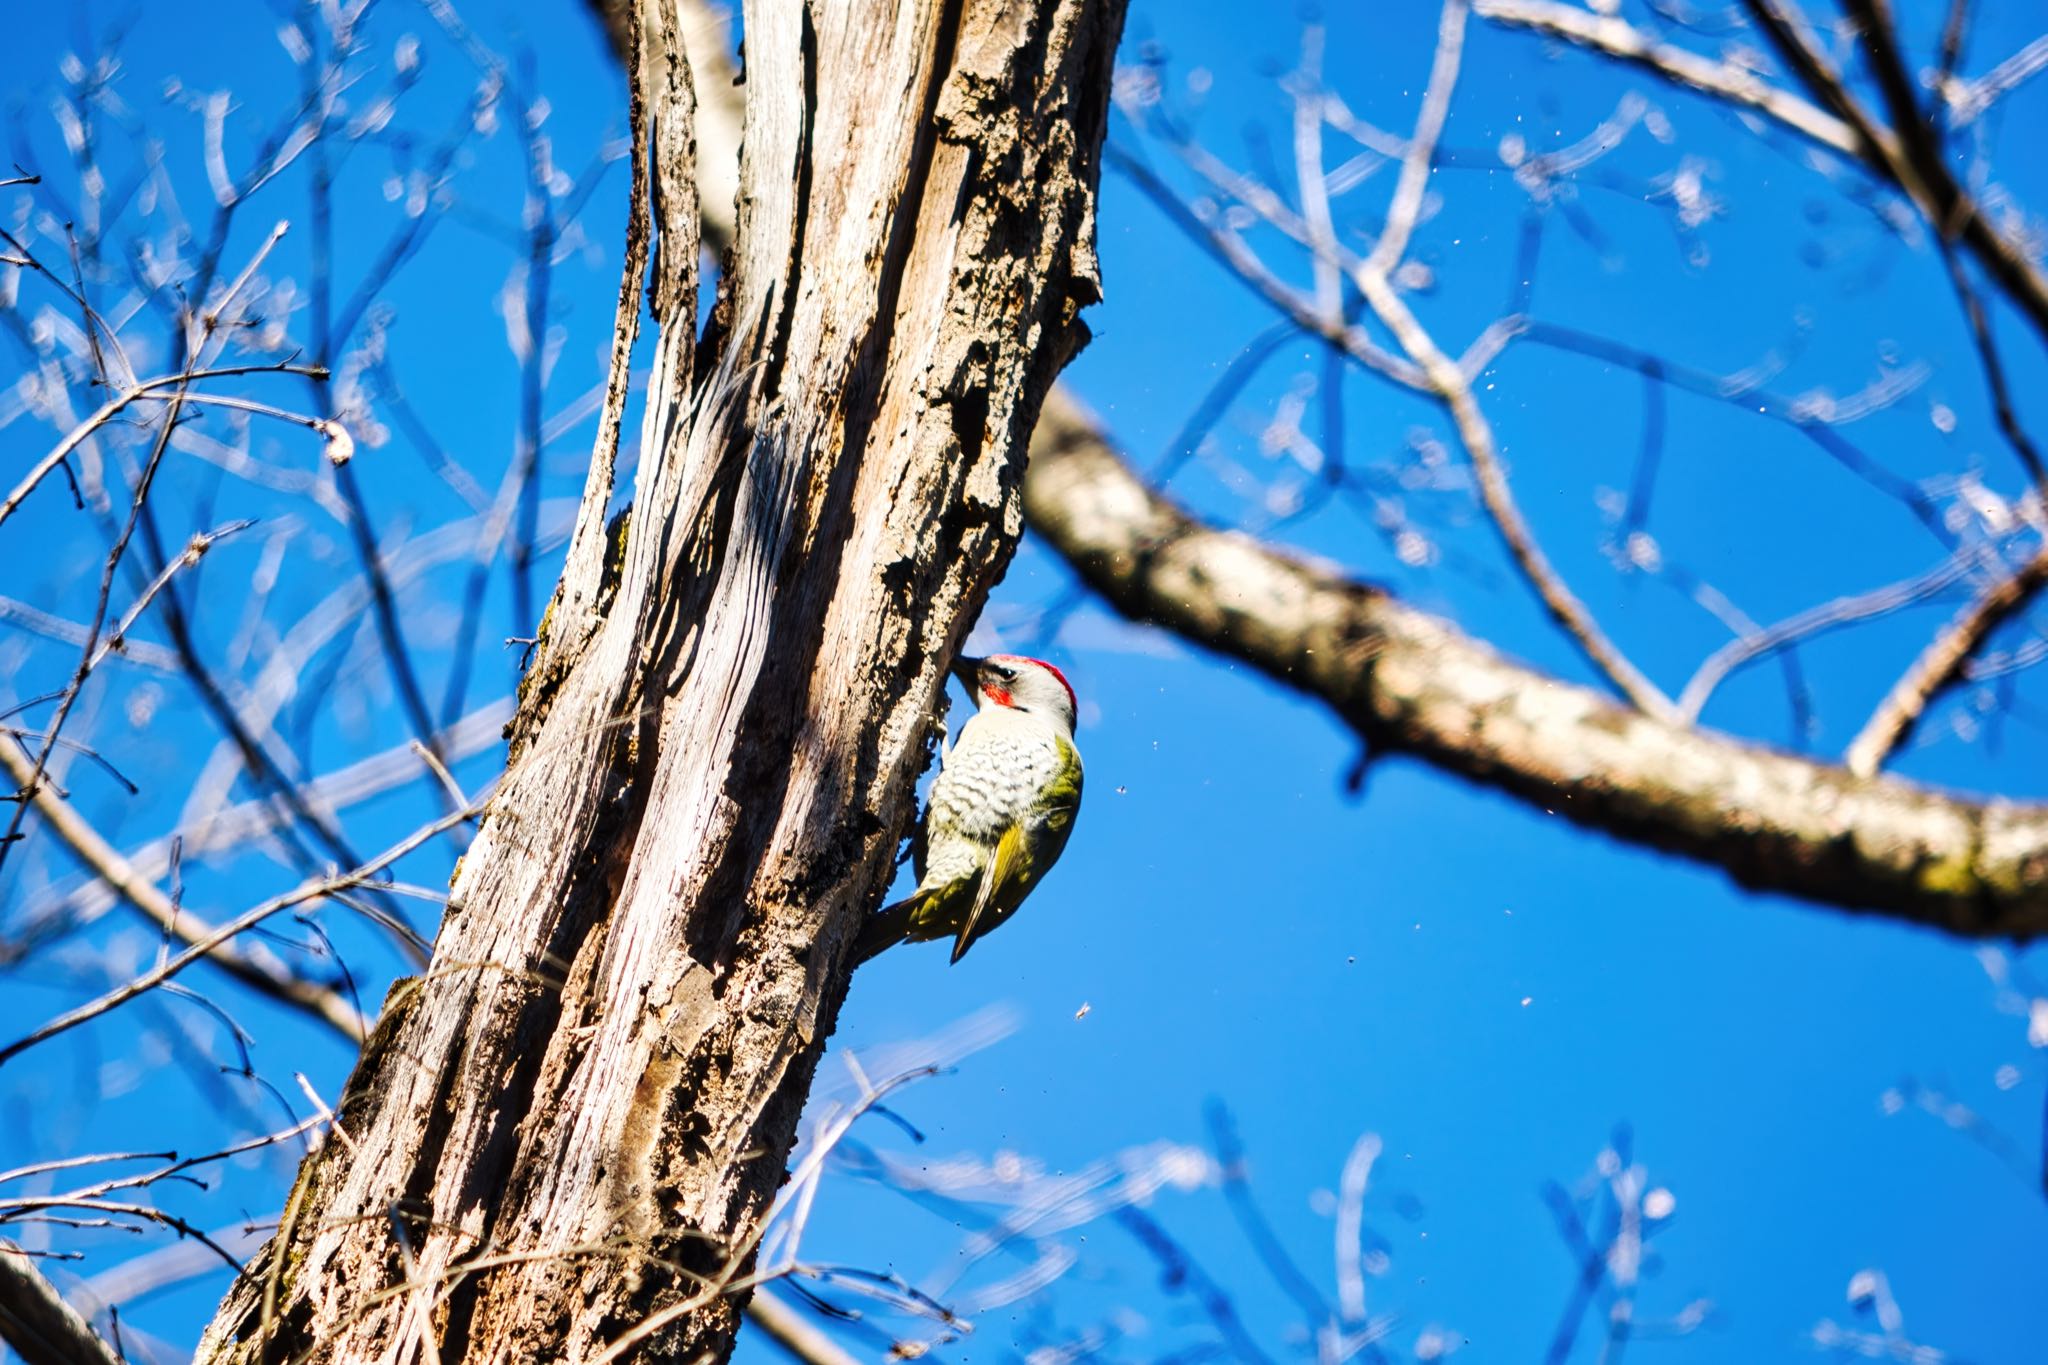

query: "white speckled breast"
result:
(922, 706), (1077, 883)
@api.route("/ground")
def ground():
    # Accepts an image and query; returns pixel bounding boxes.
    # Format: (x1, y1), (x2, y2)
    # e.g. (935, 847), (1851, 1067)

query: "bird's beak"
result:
(949, 654), (984, 694)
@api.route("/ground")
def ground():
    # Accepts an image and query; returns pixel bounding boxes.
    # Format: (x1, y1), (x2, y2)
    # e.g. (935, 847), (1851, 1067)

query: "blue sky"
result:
(3, 2), (2045, 1363)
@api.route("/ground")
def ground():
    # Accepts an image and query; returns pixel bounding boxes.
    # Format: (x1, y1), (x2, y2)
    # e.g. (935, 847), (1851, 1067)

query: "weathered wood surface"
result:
(196, 0), (1126, 1359)
(619, 0), (2048, 942)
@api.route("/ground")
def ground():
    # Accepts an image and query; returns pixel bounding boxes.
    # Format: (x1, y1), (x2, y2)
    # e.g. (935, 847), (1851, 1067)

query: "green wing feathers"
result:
(952, 825), (1025, 963)
(1040, 733), (1083, 837)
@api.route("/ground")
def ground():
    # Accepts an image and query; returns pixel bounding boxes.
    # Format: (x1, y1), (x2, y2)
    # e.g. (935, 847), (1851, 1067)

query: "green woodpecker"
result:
(856, 654), (1084, 964)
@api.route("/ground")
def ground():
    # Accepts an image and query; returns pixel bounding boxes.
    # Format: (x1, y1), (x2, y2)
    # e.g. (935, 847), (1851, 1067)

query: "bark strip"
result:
(195, 0), (1126, 1360)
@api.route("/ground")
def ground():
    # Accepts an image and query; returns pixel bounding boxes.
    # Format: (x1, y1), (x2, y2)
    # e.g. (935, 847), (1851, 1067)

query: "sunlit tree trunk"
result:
(194, 0), (1125, 1359)
(602, 0), (2048, 942)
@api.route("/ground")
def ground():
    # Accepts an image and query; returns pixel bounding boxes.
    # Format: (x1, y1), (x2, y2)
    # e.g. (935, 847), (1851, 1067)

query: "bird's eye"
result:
(994, 664), (1016, 680)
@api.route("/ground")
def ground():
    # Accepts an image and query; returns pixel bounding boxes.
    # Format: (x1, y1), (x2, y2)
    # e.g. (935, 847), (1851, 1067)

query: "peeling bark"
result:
(195, 0), (1126, 1360)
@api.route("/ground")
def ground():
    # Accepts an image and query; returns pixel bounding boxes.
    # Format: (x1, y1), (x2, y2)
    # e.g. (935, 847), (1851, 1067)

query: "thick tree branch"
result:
(1026, 391), (2048, 939)
(0, 1242), (124, 1365)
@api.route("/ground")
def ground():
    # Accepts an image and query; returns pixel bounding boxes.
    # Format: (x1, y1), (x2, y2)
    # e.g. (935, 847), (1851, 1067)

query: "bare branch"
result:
(1117, 8), (1679, 721)
(1478, 0), (2048, 390)
(1103, 146), (1427, 391)
(2, 373), (194, 875)
(592, 1066), (948, 1365)
(73, 1222), (270, 1319)
(11, 699), (510, 951)
(1025, 389), (2048, 938)
(87, 518), (255, 674)
(1473, 0), (1862, 155)
(0, 362), (326, 530)
(744, 1285), (862, 1365)
(1940, 243), (2047, 485)
(409, 738), (472, 812)
(0, 1240), (124, 1365)
(1356, 268), (1680, 721)
(18, 1118), (322, 1210)
(1363, 0), (1467, 276)
(1677, 552), (1981, 722)
(1848, 545), (2048, 776)
(0, 795), (478, 1064)
(0, 599), (181, 672)
(1290, 27), (1343, 320)
(0, 734), (369, 1045)
(1944, 32), (2048, 125)
(1743, 0), (2048, 348)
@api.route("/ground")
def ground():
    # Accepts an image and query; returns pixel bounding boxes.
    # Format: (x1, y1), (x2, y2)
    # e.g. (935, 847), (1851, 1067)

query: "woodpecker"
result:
(857, 654), (1084, 965)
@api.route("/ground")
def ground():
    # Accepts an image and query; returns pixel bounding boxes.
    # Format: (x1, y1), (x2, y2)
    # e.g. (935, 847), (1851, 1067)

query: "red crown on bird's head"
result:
(980, 654), (1075, 715)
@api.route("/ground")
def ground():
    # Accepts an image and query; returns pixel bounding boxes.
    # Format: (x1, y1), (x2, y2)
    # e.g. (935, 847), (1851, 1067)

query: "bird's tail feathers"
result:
(853, 888), (928, 967)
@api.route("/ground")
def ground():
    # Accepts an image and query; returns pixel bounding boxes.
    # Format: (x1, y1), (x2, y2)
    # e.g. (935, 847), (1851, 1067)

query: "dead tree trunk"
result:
(195, 0), (1125, 1360)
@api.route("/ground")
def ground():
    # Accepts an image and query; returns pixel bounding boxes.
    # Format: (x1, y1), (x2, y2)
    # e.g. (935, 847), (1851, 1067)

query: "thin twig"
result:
(1679, 553), (1981, 722)
(1116, 5), (1679, 720)
(28, 1118), (324, 1209)
(743, 1288), (863, 1365)
(1364, 0), (1467, 276)
(1115, 1206), (1278, 1365)
(1104, 145), (1427, 391)
(1847, 545), (2048, 775)
(1357, 270), (1679, 718)
(72, 1220), (272, 1319)
(87, 518), (256, 673)
(1472, 0), (1861, 155)
(0, 1151), (171, 1189)
(0, 363), (325, 529)
(0, 372), (196, 876)
(1290, 27), (1342, 320)
(592, 1066), (944, 1365)
(410, 739), (472, 812)
(0, 795), (480, 1063)
(1744, 0), (2048, 344)
(0, 733), (382, 1049)
(1937, 243), (2045, 487)
(9, 699), (510, 954)
(0, 599), (181, 672)
(0, 1202), (246, 1274)
(1933, 0), (1973, 115)
(284, 14), (451, 793)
